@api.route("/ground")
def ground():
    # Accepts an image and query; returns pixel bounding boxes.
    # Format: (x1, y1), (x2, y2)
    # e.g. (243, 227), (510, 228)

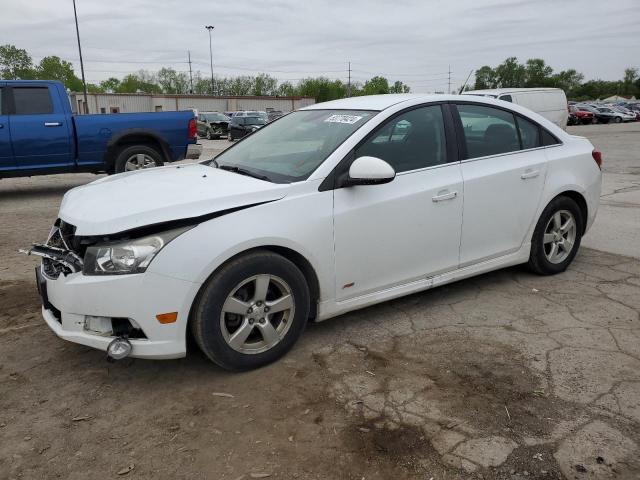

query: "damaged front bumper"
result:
(21, 238), (199, 360)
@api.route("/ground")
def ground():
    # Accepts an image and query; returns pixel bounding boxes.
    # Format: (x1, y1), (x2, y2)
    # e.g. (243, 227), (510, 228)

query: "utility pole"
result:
(187, 50), (194, 94)
(205, 25), (215, 95)
(72, 0), (88, 113)
(347, 61), (351, 97)
(448, 65), (451, 94)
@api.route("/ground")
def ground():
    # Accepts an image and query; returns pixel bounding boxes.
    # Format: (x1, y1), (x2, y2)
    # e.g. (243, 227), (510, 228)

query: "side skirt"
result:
(315, 244), (531, 322)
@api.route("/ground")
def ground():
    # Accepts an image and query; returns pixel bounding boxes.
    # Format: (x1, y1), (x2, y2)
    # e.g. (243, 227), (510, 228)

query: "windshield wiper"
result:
(218, 164), (271, 182)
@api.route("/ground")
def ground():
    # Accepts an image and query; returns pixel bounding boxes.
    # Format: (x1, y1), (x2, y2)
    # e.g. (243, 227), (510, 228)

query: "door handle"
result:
(44, 122), (62, 127)
(0, 123), (3, 129)
(432, 191), (457, 202)
(520, 170), (540, 180)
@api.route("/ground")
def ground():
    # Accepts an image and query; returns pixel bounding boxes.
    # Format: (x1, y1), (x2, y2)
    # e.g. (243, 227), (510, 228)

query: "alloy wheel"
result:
(124, 153), (157, 170)
(219, 274), (295, 354)
(543, 210), (577, 264)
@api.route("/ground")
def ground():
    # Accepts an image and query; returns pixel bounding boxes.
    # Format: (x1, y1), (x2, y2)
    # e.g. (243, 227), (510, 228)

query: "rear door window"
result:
(499, 95), (513, 102)
(13, 87), (53, 115)
(456, 104), (520, 159)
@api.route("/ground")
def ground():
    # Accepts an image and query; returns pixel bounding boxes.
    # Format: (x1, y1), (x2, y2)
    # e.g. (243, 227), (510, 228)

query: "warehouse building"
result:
(69, 92), (315, 115)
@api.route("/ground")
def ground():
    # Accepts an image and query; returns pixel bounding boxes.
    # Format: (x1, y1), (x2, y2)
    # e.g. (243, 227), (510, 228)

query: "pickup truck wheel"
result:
(114, 145), (164, 173)
(191, 250), (310, 370)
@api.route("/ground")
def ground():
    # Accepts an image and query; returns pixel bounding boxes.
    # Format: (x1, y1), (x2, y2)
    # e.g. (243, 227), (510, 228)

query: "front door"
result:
(9, 85), (73, 170)
(333, 104), (463, 301)
(0, 84), (15, 171)
(453, 102), (548, 265)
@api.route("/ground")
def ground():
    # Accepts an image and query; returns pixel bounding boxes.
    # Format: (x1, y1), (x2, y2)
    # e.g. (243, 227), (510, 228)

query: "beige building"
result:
(70, 92), (315, 115)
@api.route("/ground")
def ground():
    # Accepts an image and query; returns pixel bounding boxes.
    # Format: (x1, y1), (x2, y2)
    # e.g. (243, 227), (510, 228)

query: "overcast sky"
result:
(2, 0), (639, 92)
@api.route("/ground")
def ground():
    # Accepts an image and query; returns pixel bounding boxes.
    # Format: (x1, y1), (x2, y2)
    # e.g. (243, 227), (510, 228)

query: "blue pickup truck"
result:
(0, 80), (200, 177)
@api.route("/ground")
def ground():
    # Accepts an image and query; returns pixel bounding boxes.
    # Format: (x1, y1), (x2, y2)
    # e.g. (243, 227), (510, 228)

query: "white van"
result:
(463, 88), (568, 129)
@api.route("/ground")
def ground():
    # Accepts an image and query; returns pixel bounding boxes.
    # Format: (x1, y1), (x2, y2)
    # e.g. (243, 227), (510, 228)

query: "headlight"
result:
(83, 226), (191, 275)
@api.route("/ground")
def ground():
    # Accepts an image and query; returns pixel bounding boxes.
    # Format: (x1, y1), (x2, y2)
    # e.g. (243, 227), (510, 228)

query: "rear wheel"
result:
(191, 250), (310, 370)
(528, 196), (583, 275)
(614, 116), (622, 124)
(114, 145), (164, 173)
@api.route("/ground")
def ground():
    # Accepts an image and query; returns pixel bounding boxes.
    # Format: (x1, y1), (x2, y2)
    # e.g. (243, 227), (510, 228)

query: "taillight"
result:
(188, 118), (197, 139)
(592, 149), (602, 170)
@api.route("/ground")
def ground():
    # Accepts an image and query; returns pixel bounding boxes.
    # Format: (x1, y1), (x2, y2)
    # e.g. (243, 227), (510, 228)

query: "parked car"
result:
(0, 80), (199, 177)
(233, 111), (269, 122)
(595, 107), (632, 123)
(568, 105), (594, 125)
(567, 110), (580, 126)
(228, 115), (267, 141)
(26, 94), (602, 370)
(197, 111), (230, 139)
(574, 105), (612, 124)
(267, 110), (285, 122)
(463, 87), (569, 129)
(609, 105), (637, 121)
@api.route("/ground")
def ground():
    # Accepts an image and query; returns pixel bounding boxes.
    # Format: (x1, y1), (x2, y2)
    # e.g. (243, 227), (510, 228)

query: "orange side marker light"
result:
(156, 312), (178, 324)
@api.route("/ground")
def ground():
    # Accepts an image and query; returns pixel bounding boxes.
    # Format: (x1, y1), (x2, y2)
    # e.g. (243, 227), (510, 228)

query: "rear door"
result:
(453, 102), (548, 266)
(0, 83), (15, 171)
(9, 85), (73, 170)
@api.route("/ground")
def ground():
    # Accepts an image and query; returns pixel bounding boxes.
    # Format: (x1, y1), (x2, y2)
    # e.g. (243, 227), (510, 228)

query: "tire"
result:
(614, 117), (622, 124)
(113, 144), (164, 174)
(528, 196), (583, 275)
(206, 129), (214, 140)
(191, 250), (310, 370)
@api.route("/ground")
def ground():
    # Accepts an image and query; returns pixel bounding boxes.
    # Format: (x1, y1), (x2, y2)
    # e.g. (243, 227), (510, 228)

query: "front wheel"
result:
(528, 196), (583, 275)
(191, 250), (310, 370)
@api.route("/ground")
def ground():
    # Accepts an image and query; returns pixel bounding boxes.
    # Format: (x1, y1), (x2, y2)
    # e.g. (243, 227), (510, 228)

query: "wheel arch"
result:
(553, 190), (588, 234)
(104, 129), (171, 172)
(189, 245), (321, 324)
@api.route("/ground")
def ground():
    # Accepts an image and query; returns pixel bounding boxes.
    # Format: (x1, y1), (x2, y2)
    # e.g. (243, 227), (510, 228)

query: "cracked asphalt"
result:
(1, 123), (639, 479)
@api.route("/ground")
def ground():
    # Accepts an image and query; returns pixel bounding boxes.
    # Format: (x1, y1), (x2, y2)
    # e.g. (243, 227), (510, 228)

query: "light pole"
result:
(205, 25), (215, 95)
(72, 0), (89, 113)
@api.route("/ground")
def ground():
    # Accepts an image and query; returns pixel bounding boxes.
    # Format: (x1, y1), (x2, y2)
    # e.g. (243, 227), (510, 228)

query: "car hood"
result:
(59, 164), (288, 236)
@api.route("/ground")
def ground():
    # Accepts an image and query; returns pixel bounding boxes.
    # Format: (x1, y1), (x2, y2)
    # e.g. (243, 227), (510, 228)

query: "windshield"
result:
(211, 109), (376, 183)
(203, 113), (229, 122)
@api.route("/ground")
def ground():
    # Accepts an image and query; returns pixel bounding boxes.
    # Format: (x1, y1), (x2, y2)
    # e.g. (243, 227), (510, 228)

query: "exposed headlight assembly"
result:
(83, 226), (191, 275)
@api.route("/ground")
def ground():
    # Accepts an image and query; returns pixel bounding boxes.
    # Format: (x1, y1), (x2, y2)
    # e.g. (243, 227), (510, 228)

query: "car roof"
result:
(302, 94), (467, 112)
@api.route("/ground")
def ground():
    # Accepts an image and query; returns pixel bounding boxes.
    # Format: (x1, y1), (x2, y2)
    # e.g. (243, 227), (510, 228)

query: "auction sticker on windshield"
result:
(324, 114), (363, 124)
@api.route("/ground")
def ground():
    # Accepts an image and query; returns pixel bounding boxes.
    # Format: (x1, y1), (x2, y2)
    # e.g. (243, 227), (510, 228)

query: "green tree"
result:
(389, 80), (410, 93)
(296, 77), (346, 102)
(552, 69), (584, 94)
(252, 73), (278, 96)
(474, 65), (497, 89)
(99, 77), (121, 92)
(156, 67), (189, 94)
(0, 44), (35, 79)
(37, 56), (83, 90)
(524, 58), (553, 87)
(362, 76), (390, 95)
(494, 57), (526, 88)
(622, 68), (638, 96)
(277, 81), (296, 97)
(117, 73), (161, 93)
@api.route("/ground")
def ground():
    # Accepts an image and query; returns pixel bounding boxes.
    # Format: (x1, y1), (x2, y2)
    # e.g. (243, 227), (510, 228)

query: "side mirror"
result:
(344, 156), (396, 186)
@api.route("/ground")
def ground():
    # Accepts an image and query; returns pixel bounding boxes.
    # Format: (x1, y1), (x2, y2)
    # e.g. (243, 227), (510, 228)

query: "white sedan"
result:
(27, 94), (602, 370)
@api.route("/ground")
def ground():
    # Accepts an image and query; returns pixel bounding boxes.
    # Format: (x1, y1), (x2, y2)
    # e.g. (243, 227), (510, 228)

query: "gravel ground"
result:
(1, 125), (639, 479)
